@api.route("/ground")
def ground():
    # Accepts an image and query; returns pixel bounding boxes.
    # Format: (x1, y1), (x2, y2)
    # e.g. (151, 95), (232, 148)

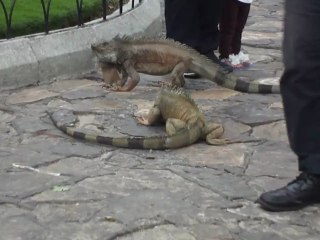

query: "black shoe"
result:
(205, 52), (233, 73)
(256, 173), (320, 212)
(183, 72), (201, 79)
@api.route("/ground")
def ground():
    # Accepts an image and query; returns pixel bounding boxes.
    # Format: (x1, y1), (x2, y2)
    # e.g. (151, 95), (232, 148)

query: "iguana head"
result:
(91, 40), (119, 63)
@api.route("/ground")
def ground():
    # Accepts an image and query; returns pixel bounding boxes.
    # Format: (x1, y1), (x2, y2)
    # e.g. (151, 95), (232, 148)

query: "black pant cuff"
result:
(299, 155), (320, 175)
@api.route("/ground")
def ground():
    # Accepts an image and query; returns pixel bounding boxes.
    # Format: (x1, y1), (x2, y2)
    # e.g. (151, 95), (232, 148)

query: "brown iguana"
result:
(48, 86), (231, 150)
(91, 36), (280, 94)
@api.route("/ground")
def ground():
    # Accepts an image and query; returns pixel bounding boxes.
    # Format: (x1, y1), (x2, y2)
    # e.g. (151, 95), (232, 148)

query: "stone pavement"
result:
(1, 1), (320, 239)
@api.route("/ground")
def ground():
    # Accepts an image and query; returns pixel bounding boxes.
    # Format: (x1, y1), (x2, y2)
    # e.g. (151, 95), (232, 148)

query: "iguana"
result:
(48, 86), (231, 150)
(91, 36), (280, 94)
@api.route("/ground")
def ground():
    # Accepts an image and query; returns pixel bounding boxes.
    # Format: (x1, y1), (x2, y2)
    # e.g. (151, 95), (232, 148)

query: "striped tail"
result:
(50, 113), (203, 150)
(190, 60), (280, 94)
(215, 71), (280, 94)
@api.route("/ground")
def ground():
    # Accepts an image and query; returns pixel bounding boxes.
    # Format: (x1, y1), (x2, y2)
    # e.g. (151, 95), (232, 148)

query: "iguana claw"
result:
(206, 138), (233, 145)
(134, 109), (152, 125)
(136, 116), (151, 125)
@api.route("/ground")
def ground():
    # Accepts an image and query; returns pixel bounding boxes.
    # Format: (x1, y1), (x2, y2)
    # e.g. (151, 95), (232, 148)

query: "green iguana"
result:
(48, 86), (231, 150)
(91, 36), (280, 94)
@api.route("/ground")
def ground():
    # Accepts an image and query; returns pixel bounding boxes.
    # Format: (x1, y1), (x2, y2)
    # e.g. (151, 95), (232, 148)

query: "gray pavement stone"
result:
(173, 143), (248, 168)
(48, 79), (102, 92)
(119, 225), (196, 240)
(11, 115), (52, 134)
(244, 45), (283, 62)
(246, 141), (298, 178)
(220, 101), (284, 126)
(238, 229), (285, 240)
(252, 120), (288, 143)
(1, 0), (319, 239)
(167, 165), (256, 200)
(21, 139), (105, 158)
(186, 224), (234, 240)
(0, 147), (62, 170)
(0, 209), (47, 240)
(48, 97), (128, 113)
(0, 109), (15, 122)
(39, 155), (118, 177)
(0, 171), (69, 198)
(60, 87), (106, 100)
(5, 88), (59, 105)
(0, 124), (18, 146)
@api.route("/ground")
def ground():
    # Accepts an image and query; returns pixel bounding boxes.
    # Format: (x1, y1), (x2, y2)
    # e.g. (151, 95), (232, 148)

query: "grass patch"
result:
(0, 0), (125, 39)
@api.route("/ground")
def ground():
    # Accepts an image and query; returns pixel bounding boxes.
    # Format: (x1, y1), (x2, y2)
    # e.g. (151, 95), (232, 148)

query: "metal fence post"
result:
(119, 0), (123, 14)
(40, 0), (52, 34)
(102, 0), (107, 20)
(0, 0), (17, 39)
(76, 0), (84, 26)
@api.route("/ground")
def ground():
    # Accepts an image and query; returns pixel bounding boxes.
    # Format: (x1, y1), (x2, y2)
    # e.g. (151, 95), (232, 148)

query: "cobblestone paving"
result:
(1, 0), (320, 239)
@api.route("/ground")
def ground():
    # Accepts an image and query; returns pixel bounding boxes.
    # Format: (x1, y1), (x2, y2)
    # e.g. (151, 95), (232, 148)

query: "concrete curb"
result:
(0, 0), (161, 91)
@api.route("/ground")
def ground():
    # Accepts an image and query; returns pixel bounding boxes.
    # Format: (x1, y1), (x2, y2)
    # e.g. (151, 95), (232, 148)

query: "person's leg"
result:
(219, 0), (239, 59)
(198, 0), (222, 54)
(195, 0), (234, 73)
(164, 0), (201, 51)
(256, 0), (320, 212)
(231, 2), (250, 55)
(165, 0), (233, 75)
(281, 0), (320, 175)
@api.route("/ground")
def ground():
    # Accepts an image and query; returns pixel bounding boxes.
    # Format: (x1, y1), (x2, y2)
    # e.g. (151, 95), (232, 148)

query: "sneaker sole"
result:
(184, 73), (201, 79)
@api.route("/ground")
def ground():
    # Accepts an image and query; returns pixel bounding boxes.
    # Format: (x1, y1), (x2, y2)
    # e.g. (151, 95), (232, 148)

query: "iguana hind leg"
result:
(166, 118), (187, 136)
(203, 122), (232, 145)
(204, 122), (253, 145)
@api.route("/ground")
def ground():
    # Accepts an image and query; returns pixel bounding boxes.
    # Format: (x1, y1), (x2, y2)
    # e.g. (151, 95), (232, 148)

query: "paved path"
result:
(1, 0), (319, 239)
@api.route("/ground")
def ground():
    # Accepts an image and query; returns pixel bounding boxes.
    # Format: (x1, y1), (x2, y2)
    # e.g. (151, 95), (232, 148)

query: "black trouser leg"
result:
(232, 2), (250, 55)
(198, 0), (222, 53)
(164, 0), (221, 54)
(164, 0), (201, 51)
(219, 0), (239, 59)
(280, 0), (320, 174)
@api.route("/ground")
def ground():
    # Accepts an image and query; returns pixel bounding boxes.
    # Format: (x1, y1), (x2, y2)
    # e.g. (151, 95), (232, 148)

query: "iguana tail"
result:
(214, 70), (280, 94)
(49, 112), (203, 150)
(189, 60), (280, 94)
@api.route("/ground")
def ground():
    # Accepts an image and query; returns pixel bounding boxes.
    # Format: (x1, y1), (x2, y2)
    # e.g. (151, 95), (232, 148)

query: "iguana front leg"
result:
(112, 59), (140, 91)
(136, 106), (161, 126)
(100, 62), (122, 88)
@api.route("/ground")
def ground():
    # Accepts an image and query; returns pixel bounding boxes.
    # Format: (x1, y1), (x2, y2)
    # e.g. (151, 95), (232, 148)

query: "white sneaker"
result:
(227, 54), (243, 68)
(238, 51), (250, 66)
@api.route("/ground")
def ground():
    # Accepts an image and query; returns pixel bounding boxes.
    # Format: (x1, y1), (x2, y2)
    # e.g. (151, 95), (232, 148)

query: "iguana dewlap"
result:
(91, 36), (280, 94)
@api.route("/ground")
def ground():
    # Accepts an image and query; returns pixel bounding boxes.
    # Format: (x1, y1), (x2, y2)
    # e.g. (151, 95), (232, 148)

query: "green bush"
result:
(0, 0), (124, 39)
